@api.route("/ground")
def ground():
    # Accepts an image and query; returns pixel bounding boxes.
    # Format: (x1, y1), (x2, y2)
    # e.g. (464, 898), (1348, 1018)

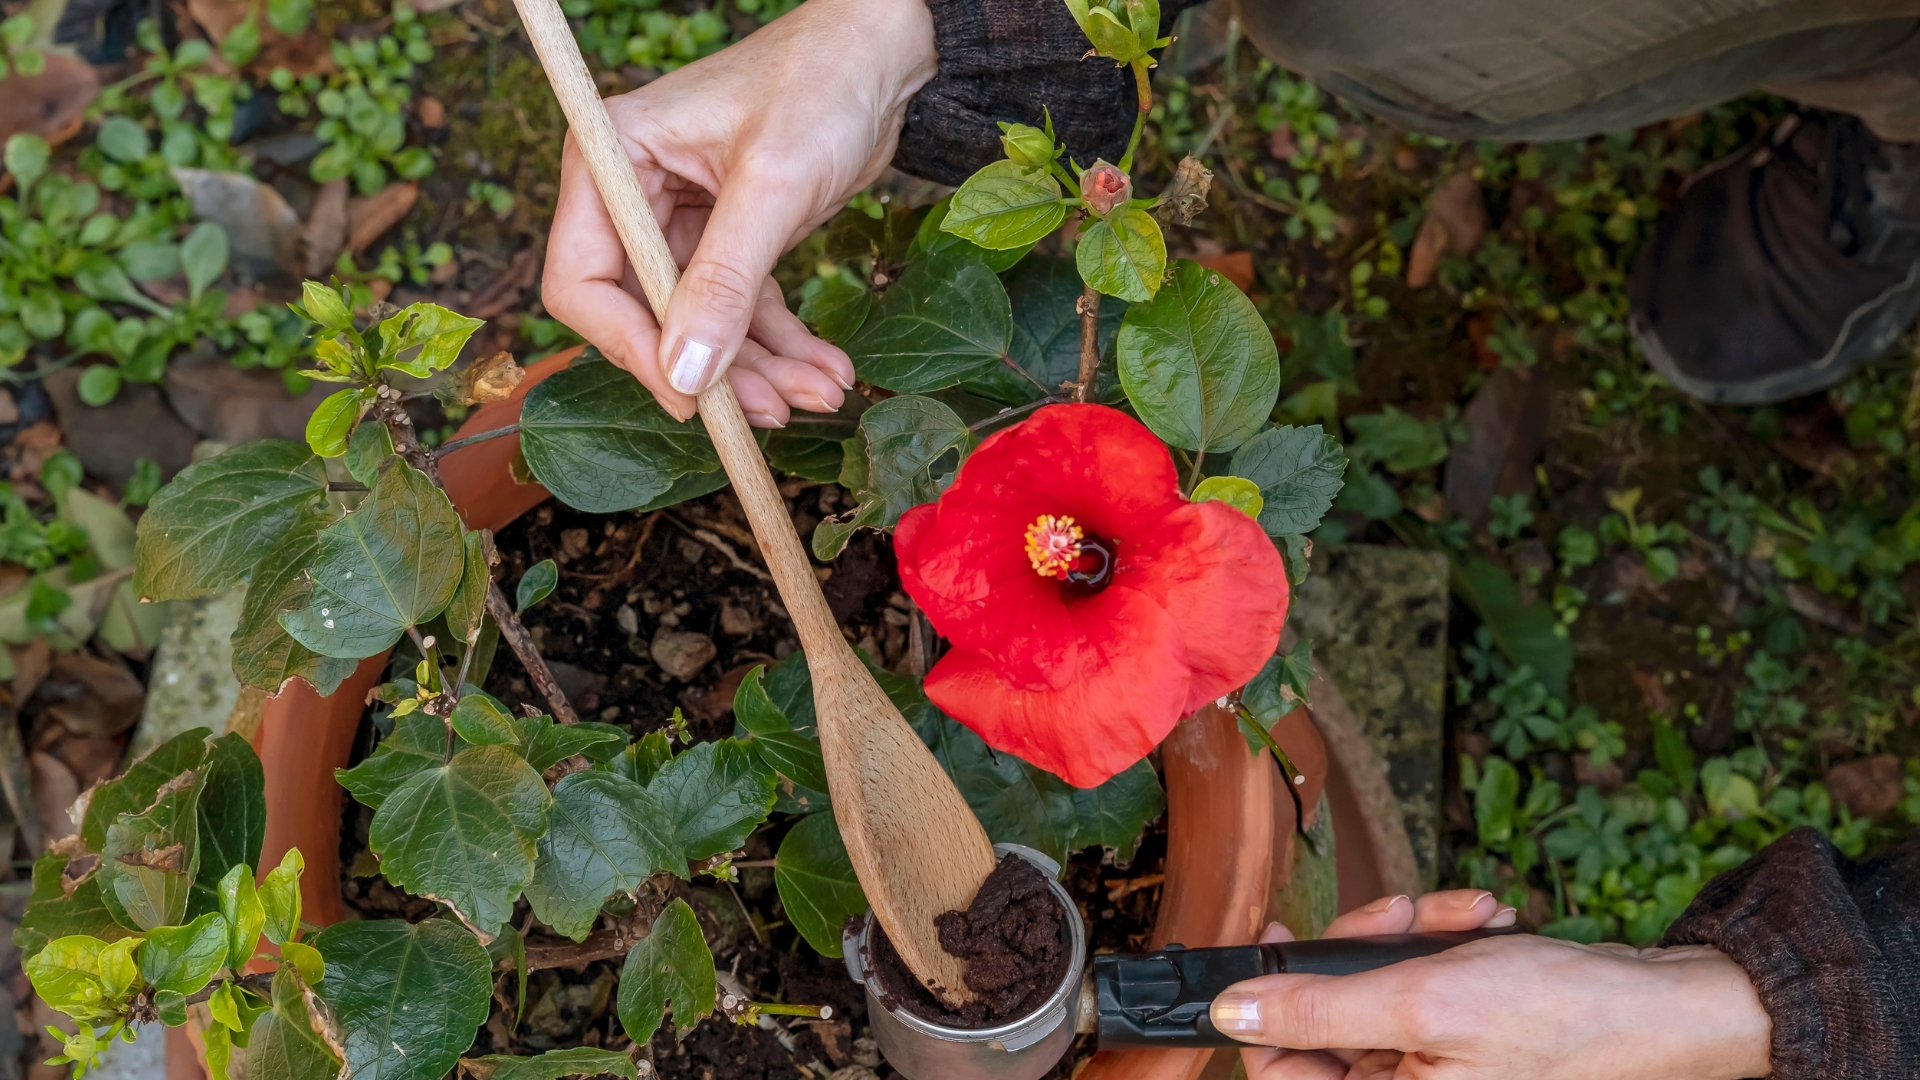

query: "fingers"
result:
(750, 280), (856, 390)
(1409, 890), (1516, 932)
(543, 135), (696, 421)
(1239, 1046), (1355, 1080)
(1211, 968), (1426, 1052)
(731, 348), (844, 416)
(1321, 895), (1416, 939)
(657, 167), (820, 397)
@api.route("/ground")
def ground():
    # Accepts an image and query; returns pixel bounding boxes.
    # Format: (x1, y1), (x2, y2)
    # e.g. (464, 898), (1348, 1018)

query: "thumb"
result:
(657, 172), (812, 396)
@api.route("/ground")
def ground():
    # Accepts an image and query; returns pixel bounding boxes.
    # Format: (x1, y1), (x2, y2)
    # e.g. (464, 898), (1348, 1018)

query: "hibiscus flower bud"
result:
(997, 122), (1056, 171)
(1080, 161), (1131, 216)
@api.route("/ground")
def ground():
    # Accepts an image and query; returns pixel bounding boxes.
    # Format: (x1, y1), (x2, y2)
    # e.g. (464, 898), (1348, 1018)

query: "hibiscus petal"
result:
(1122, 500), (1290, 713)
(923, 587), (1193, 787)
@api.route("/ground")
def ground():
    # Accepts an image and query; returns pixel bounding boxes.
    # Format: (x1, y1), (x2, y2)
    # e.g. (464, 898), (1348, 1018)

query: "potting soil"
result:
(869, 853), (1070, 1028)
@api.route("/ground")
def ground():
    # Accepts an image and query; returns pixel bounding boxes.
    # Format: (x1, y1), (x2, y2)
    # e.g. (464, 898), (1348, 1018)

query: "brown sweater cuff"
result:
(1661, 826), (1920, 1080)
(895, 0), (1197, 185)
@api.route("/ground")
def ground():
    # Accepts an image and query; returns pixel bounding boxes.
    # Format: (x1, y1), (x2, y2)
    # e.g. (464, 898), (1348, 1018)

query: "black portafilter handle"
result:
(1094, 930), (1518, 1048)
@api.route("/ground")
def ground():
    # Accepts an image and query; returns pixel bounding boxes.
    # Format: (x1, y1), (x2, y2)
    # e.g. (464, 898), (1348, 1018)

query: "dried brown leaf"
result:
(1407, 170), (1487, 288)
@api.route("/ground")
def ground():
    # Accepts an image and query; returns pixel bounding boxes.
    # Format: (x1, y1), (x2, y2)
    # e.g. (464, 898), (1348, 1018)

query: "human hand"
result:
(542, 0), (937, 425)
(1220, 891), (1772, 1080)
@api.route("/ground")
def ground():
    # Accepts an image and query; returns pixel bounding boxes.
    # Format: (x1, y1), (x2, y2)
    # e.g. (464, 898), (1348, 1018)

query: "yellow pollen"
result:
(1025, 514), (1084, 579)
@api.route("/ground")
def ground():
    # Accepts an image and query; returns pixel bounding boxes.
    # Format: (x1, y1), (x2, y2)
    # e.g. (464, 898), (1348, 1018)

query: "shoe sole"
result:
(1633, 256), (1920, 406)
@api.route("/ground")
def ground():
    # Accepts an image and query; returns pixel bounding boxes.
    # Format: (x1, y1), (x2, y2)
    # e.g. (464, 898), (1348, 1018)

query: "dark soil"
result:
(870, 854), (1071, 1029)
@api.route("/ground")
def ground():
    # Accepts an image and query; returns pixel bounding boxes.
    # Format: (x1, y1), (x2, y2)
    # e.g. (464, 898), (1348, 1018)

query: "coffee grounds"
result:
(867, 854), (1070, 1028)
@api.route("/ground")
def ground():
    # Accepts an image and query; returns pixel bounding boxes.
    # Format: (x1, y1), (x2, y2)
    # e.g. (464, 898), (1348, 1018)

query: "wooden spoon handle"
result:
(511, 0), (842, 659)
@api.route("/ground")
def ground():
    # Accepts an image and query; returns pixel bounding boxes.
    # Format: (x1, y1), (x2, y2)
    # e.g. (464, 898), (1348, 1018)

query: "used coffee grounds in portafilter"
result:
(868, 854), (1070, 1028)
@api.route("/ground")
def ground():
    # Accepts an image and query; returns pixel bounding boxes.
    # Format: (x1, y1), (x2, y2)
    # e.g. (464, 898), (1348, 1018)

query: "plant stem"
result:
(378, 389), (576, 724)
(1074, 285), (1101, 403)
(1186, 449), (1205, 494)
(968, 393), (1071, 433)
(433, 423), (520, 459)
(1119, 58), (1152, 171)
(751, 1003), (835, 1019)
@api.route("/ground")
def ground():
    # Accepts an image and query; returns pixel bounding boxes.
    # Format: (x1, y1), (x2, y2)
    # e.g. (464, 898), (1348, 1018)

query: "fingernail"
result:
(746, 411), (786, 429)
(1462, 891), (1495, 910)
(1488, 906), (1519, 928)
(1362, 894), (1408, 915)
(1210, 992), (1263, 1035)
(797, 393), (834, 413)
(668, 339), (722, 394)
(832, 371), (856, 391)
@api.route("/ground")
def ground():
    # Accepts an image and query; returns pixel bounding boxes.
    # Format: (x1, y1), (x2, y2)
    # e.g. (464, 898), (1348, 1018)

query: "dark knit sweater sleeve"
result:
(1661, 826), (1920, 1080)
(894, 0), (1200, 185)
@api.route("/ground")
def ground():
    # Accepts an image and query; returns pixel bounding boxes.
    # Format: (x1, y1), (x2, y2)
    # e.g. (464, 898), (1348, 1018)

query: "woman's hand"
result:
(1223, 890), (1772, 1080)
(542, 0), (936, 426)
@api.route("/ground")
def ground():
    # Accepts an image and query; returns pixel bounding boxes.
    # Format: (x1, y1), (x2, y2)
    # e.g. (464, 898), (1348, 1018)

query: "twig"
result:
(1074, 286), (1101, 403)
(434, 423), (521, 459)
(998, 353), (1054, 395)
(968, 394), (1071, 433)
(1104, 873), (1165, 902)
(680, 525), (773, 583)
(484, 570), (578, 724)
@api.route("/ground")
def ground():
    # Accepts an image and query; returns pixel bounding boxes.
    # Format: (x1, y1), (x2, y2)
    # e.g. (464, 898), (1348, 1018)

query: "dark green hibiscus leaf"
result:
(314, 919), (492, 1080)
(1116, 259), (1280, 453)
(336, 712), (463, 810)
(246, 967), (343, 1080)
(914, 195), (1034, 272)
(1066, 759), (1165, 863)
(963, 257), (1124, 406)
(646, 739), (776, 862)
(133, 440), (329, 602)
(773, 812), (867, 958)
(733, 666), (828, 793)
(100, 767), (204, 930)
(846, 253), (1012, 394)
(280, 459), (465, 659)
(515, 715), (629, 772)
(615, 899), (714, 1046)
(525, 771), (680, 941)
(14, 850), (134, 960)
(228, 509), (359, 696)
(81, 728), (210, 851)
(811, 394), (970, 560)
(188, 732), (265, 919)
(518, 351), (720, 513)
(1228, 425), (1348, 536)
(796, 270), (871, 346)
(464, 1049), (638, 1080)
(367, 745), (550, 936)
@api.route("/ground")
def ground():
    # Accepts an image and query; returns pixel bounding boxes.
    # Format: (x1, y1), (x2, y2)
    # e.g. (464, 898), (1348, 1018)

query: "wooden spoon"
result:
(511, 0), (998, 1003)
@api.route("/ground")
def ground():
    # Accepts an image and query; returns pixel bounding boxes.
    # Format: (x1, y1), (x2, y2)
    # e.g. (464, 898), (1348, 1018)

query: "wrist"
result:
(801, 0), (937, 111)
(1662, 949), (1773, 1079)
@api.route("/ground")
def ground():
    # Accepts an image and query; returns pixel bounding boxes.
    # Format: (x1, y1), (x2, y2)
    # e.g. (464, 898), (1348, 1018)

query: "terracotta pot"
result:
(217, 345), (1392, 1078)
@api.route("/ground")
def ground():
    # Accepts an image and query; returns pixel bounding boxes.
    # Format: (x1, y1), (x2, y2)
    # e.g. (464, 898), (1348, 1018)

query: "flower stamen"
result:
(1025, 514), (1084, 579)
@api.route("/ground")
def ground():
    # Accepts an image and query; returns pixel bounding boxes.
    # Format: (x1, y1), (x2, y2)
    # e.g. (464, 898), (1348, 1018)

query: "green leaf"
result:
(244, 968), (342, 1080)
(97, 118), (150, 163)
(190, 733), (266, 920)
(100, 768), (204, 931)
(733, 667), (828, 792)
(914, 195), (1032, 272)
(941, 160), (1066, 250)
(796, 272), (871, 346)
(182, 222), (229, 301)
(1076, 206), (1166, 303)
(219, 14), (260, 64)
(259, 848), (303, 945)
(846, 253), (1012, 394)
(82, 730), (210, 852)
(646, 739), (776, 862)
(25, 935), (142, 1024)
(1066, 759), (1166, 862)
(375, 304), (486, 378)
(464, 1049), (638, 1080)
(280, 940), (325, 984)
(516, 716), (628, 773)
(964, 256), (1124, 405)
(516, 559), (557, 612)
(77, 365), (122, 406)
(445, 530), (490, 644)
(345, 423), (394, 487)
(336, 712), (459, 810)
(525, 772), (680, 941)
(139, 911), (227, 995)
(313, 920), (491, 1080)
(1454, 557), (1571, 700)
(598, 732), (671, 788)
(4, 133), (50, 194)
(134, 441), (330, 602)
(15, 852), (133, 961)
(229, 509), (359, 696)
(615, 899), (714, 1045)
(367, 745), (550, 936)
(813, 395), (970, 559)
(518, 351), (720, 514)
(218, 863), (265, 970)
(1228, 425), (1347, 536)
(1191, 475), (1263, 519)
(281, 459), (466, 658)
(773, 813), (866, 958)
(1116, 259), (1280, 452)
(304, 388), (363, 458)
(451, 694), (518, 747)
(1345, 406), (1449, 473)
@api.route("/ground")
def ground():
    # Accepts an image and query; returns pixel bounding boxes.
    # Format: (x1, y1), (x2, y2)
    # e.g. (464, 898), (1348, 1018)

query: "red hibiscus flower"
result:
(894, 404), (1289, 787)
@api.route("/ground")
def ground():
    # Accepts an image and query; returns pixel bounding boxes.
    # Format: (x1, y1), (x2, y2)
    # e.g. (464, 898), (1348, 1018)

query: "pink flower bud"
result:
(1081, 161), (1132, 216)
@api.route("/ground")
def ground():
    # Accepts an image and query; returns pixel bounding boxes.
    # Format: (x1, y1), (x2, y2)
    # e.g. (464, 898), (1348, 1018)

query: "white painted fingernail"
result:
(798, 393), (833, 413)
(1489, 906), (1519, 928)
(1362, 894), (1409, 915)
(832, 371), (856, 391)
(1211, 992), (1262, 1035)
(668, 339), (721, 394)
(746, 411), (786, 429)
